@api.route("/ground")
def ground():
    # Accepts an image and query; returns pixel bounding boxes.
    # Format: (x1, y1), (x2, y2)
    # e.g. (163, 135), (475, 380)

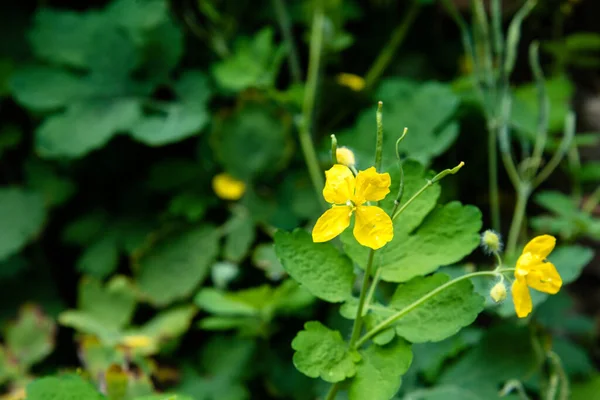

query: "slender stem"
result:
(582, 185), (600, 214)
(547, 351), (569, 400)
(299, 1), (326, 206)
(355, 270), (503, 348)
(488, 120), (501, 232)
(500, 380), (532, 400)
(375, 101), (384, 170)
(364, 2), (420, 89)
(272, 0), (302, 83)
(365, 267), (383, 311)
(392, 181), (431, 220)
(330, 134), (338, 166)
(506, 186), (530, 256)
(568, 145), (582, 203)
(349, 250), (376, 347)
(324, 383), (340, 400)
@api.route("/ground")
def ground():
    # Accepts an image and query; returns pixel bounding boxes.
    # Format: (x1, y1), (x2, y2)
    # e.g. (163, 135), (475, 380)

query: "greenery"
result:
(0, 0), (599, 399)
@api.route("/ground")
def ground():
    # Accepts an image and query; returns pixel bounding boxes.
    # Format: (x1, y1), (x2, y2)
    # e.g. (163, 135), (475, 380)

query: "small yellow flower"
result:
(512, 235), (562, 318)
(120, 335), (155, 349)
(212, 173), (246, 200)
(312, 164), (393, 250)
(336, 73), (366, 92)
(336, 146), (356, 168)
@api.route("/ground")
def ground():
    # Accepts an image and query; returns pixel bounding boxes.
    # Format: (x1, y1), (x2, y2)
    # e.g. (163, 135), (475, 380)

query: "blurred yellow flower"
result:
(512, 235), (562, 318)
(336, 146), (356, 168)
(336, 73), (366, 92)
(212, 173), (246, 200)
(312, 164), (393, 250)
(121, 334), (155, 349)
(0, 388), (25, 400)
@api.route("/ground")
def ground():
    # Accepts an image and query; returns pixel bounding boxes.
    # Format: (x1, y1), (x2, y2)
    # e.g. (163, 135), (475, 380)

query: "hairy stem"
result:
(506, 186), (530, 256)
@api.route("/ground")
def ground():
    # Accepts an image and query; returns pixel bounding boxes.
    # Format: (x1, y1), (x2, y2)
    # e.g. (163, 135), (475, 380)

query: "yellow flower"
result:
(312, 164), (393, 250)
(120, 334), (155, 349)
(336, 146), (356, 168)
(336, 73), (366, 92)
(512, 235), (562, 318)
(212, 173), (246, 200)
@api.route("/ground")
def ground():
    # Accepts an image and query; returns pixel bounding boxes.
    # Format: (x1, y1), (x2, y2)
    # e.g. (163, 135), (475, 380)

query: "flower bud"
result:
(336, 147), (356, 168)
(490, 282), (507, 303)
(336, 73), (366, 92)
(212, 173), (246, 201)
(481, 229), (502, 253)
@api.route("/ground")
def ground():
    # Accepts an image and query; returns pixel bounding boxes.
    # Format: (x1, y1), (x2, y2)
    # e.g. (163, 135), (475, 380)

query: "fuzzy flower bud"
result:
(481, 229), (502, 253)
(212, 173), (246, 201)
(336, 147), (356, 168)
(490, 282), (507, 303)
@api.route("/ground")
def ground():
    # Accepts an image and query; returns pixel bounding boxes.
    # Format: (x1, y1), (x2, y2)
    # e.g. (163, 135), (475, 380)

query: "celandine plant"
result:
(274, 105), (564, 400)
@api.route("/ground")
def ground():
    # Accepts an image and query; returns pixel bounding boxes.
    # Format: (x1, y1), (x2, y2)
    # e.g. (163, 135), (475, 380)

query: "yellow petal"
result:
(212, 173), (246, 200)
(512, 277), (532, 318)
(522, 235), (556, 259)
(526, 260), (562, 294)
(312, 206), (352, 243)
(353, 206), (393, 250)
(323, 164), (355, 204)
(353, 167), (391, 205)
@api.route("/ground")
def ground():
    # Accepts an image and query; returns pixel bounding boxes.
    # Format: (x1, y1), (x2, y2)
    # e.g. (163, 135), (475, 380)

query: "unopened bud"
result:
(336, 147), (356, 168)
(481, 229), (502, 253)
(490, 282), (507, 303)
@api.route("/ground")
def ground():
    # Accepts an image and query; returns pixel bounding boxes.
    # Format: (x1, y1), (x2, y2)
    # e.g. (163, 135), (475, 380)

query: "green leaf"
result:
(252, 243), (286, 280)
(106, 0), (169, 32)
(5, 304), (56, 368)
(553, 337), (594, 377)
(403, 386), (487, 400)
(29, 9), (106, 68)
(76, 236), (119, 279)
(274, 230), (355, 303)
(136, 226), (219, 306)
(131, 71), (210, 146)
(36, 99), (142, 158)
(195, 288), (264, 317)
(9, 67), (89, 111)
(212, 27), (285, 92)
(0, 344), (19, 385)
(343, 162), (481, 283)
(389, 273), (484, 343)
(291, 321), (361, 382)
(439, 325), (538, 398)
(572, 375), (600, 400)
(337, 80), (460, 165)
(168, 193), (206, 222)
(26, 374), (104, 400)
(0, 187), (46, 262)
(348, 339), (413, 400)
(224, 212), (255, 262)
(211, 101), (293, 180)
(25, 160), (76, 207)
(137, 305), (197, 341)
(511, 75), (574, 138)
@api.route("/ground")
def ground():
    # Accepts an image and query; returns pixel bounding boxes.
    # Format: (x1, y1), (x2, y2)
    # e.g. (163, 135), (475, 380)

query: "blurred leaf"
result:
(137, 305), (197, 342)
(291, 321), (361, 382)
(511, 75), (573, 138)
(388, 274), (484, 343)
(342, 162), (481, 283)
(223, 212), (255, 263)
(211, 100), (293, 180)
(0, 255), (28, 279)
(274, 230), (355, 303)
(131, 71), (211, 146)
(147, 159), (203, 192)
(337, 80), (460, 165)
(348, 339), (413, 400)
(0, 344), (19, 385)
(212, 27), (285, 92)
(402, 386), (487, 400)
(106, 364), (129, 400)
(577, 161), (600, 182)
(211, 261), (239, 289)
(572, 375), (600, 400)
(137, 18), (184, 82)
(9, 67), (89, 111)
(497, 245), (594, 317)
(26, 374), (104, 400)
(168, 193), (206, 222)
(106, 0), (168, 32)
(553, 338), (594, 377)
(136, 226), (219, 306)
(439, 325), (537, 398)
(5, 304), (55, 369)
(25, 160), (75, 207)
(76, 236), (119, 279)
(0, 125), (22, 158)
(62, 212), (109, 246)
(535, 292), (595, 335)
(0, 187), (46, 262)
(252, 244), (286, 280)
(36, 99), (142, 158)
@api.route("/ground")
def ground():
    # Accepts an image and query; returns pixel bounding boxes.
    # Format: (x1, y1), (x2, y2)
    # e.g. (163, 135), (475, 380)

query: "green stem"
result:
(299, 0), (326, 207)
(355, 270), (506, 348)
(506, 185), (530, 256)
(582, 185), (600, 214)
(330, 134), (338, 166)
(349, 250), (376, 347)
(375, 101), (384, 170)
(324, 383), (340, 400)
(364, 2), (420, 89)
(272, 0), (302, 83)
(392, 181), (431, 220)
(364, 267), (383, 311)
(547, 351), (569, 400)
(488, 120), (501, 232)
